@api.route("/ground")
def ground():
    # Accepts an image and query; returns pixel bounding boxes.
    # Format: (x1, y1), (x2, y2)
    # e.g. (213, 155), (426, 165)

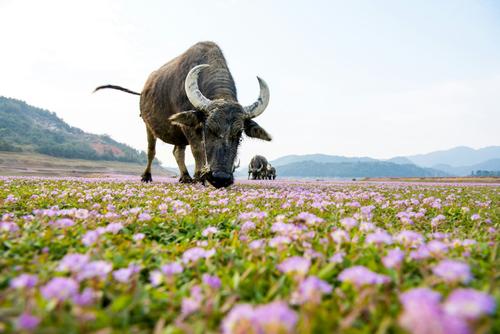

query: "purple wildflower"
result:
(296, 212), (324, 225)
(338, 266), (390, 287)
(77, 261), (113, 281)
(16, 313), (40, 331)
(41, 277), (79, 302)
(253, 301), (298, 333)
(10, 274), (38, 289)
(329, 251), (345, 264)
(443, 288), (496, 320)
(54, 218), (75, 228)
(161, 262), (183, 276)
(432, 260), (472, 284)
(470, 213), (480, 221)
(181, 285), (203, 316)
(426, 240), (448, 256)
(278, 256), (311, 276)
(57, 253), (90, 272)
(291, 276), (332, 305)
(366, 230), (393, 245)
(113, 264), (141, 283)
(249, 239), (264, 249)
(340, 217), (358, 230)
(105, 222), (123, 234)
(202, 273), (221, 289)
(132, 233), (145, 241)
(395, 230), (424, 247)
(0, 221), (19, 233)
(330, 229), (350, 244)
(399, 288), (470, 334)
(138, 212), (152, 221)
(382, 248), (405, 268)
(268, 236), (291, 248)
(202, 226), (218, 237)
(221, 304), (257, 334)
(149, 270), (163, 286)
(240, 221), (256, 233)
(72, 287), (96, 306)
(82, 230), (99, 246)
(182, 247), (215, 264)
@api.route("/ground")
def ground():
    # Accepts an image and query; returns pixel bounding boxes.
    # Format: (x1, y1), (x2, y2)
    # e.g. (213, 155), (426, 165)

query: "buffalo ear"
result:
(244, 119), (272, 141)
(169, 111), (204, 127)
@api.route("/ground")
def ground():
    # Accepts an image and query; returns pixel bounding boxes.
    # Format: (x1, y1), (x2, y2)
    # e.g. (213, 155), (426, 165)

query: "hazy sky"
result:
(1, 0), (499, 167)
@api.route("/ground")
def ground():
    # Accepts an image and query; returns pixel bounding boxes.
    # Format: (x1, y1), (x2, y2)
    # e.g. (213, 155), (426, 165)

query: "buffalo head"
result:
(169, 64), (271, 188)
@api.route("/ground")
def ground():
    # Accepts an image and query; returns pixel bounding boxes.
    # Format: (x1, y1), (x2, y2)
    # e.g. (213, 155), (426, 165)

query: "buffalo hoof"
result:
(193, 172), (206, 184)
(141, 172), (152, 183)
(179, 173), (193, 184)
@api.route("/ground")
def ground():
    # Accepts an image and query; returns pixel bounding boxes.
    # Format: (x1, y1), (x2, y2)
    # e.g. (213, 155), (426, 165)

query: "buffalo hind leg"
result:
(141, 128), (156, 183)
(173, 145), (192, 183)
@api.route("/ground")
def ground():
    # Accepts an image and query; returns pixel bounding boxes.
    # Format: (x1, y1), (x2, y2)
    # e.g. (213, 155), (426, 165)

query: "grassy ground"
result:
(0, 151), (176, 178)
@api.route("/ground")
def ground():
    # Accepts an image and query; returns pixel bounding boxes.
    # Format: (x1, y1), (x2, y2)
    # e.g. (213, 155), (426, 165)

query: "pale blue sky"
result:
(1, 0), (499, 167)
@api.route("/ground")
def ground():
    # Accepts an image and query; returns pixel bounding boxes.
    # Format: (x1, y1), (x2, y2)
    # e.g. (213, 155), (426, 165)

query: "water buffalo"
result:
(248, 155), (268, 180)
(94, 41), (271, 188)
(266, 164), (277, 180)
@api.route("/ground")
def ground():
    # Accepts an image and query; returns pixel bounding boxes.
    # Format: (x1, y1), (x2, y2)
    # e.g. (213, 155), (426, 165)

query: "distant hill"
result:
(262, 146), (499, 178)
(0, 96), (158, 165)
(271, 154), (376, 166)
(386, 156), (414, 165)
(403, 146), (500, 168)
(276, 160), (447, 178)
(432, 158), (500, 176)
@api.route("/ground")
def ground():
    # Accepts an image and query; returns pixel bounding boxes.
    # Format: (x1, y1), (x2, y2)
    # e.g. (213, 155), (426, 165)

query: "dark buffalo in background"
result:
(94, 41), (271, 188)
(248, 155), (269, 180)
(266, 164), (276, 180)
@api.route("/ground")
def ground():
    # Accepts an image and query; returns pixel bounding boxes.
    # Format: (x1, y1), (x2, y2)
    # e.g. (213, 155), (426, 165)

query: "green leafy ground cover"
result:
(0, 177), (498, 333)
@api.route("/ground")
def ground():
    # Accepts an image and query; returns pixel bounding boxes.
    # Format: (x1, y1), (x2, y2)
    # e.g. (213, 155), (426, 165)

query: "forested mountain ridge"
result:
(0, 96), (157, 164)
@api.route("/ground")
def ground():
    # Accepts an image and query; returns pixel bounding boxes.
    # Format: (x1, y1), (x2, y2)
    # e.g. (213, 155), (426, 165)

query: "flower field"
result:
(0, 177), (498, 333)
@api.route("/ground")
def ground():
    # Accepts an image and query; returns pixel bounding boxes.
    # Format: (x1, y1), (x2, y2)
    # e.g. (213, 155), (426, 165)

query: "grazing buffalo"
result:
(94, 41), (271, 188)
(266, 164), (276, 180)
(248, 155), (269, 180)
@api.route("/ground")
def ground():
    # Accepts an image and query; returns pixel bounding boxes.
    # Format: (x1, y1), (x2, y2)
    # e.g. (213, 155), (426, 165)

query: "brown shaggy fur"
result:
(95, 41), (271, 188)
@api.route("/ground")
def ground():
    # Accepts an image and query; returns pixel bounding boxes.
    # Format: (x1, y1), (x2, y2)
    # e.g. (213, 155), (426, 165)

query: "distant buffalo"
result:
(94, 41), (271, 188)
(248, 155), (269, 180)
(266, 164), (276, 180)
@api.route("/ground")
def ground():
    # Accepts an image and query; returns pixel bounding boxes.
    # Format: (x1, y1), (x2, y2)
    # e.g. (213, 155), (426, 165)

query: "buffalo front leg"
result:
(190, 142), (207, 183)
(141, 127), (156, 183)
(173, 145), (192, 183)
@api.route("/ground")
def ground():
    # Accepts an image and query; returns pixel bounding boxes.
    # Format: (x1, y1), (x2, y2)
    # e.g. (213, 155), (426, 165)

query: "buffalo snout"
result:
(208, 171), (234, 188)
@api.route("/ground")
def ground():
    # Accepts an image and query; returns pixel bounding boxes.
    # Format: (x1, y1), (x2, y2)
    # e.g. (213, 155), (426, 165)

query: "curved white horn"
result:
(185, 64), (213, 112)
(243, 77), (270, 119)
